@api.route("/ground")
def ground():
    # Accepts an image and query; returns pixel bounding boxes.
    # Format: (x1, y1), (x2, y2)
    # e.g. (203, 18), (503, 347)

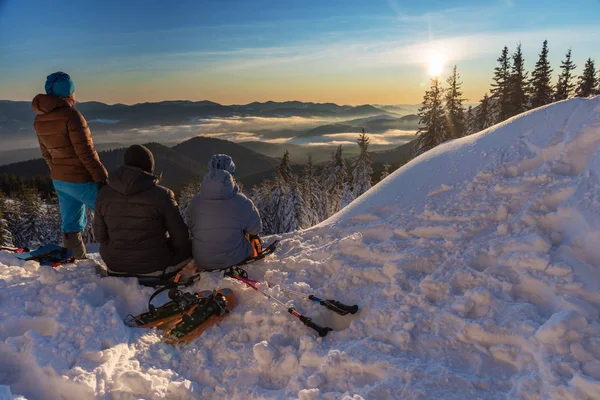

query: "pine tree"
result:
(321, 145), (348, 219)
(576, 58), (599, 97)
(271, 150), (308, 233)
(0, 192), (15, 247)
(81, 207), (96, 244)
(465, 106), (475, 135)
(554, 49), (577, 101)
(380, 163), (391, 181)
(14, 186), (47, 248)
(351, 129), (373, 199)
(490, 46), (512, 123)
(44, 201), (62, 246)
(444, 65), (467, 139)
(341, 181), (354, 208)
(301, 155), (321, 226)
(475, 93), (492, 132)
(529, 40), (554, 109)
(508, 43), (529, 117)
(178, 178), (202, 232)
(250, 181), (277, 235)
(415, 77), (446, 156)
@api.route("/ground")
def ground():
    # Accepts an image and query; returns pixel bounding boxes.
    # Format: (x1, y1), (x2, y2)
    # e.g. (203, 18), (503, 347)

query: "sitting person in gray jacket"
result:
(189, 154), (262, 270)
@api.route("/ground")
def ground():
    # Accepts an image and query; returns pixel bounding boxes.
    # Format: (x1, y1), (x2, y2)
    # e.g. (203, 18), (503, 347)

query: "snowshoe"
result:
(164, 288), (235, 344)
(124, 288), (205, 329)
(12, 244), (74, 267)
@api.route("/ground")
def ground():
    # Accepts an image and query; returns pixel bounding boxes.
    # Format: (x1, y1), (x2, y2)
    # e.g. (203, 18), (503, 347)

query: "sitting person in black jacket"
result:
(94, 144), (191, 277)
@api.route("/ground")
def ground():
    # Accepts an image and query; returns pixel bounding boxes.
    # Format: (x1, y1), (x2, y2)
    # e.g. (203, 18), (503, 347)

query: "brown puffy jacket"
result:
(94, 166), (192, 275)
(32, 94), (108, 183)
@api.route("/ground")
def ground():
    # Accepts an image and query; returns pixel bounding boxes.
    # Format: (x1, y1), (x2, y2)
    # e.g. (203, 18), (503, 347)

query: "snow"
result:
(2, 96), (600, 399)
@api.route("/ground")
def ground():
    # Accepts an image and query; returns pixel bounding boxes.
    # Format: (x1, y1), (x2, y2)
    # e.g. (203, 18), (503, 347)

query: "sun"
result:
(427, 53), (446, 77)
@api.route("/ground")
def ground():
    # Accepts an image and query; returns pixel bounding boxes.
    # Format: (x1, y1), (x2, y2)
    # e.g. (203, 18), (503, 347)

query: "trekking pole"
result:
(281, 288), (359, 316)
(228, 272), (332, 337)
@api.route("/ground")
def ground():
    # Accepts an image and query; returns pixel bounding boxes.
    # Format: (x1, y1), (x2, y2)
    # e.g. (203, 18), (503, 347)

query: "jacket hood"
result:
(199, 169), (238, 200)
(108, 166), (158, 196)
(32, 94), (75, 115)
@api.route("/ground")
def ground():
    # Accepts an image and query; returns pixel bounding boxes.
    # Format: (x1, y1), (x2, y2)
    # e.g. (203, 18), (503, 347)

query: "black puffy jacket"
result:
(94, 166), (191, 275)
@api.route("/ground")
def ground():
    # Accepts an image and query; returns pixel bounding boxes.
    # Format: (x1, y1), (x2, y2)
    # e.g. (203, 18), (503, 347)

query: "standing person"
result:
(94, 145), (192, 278)
(189, 154), (262, 270)
(32, 72), (108, 259)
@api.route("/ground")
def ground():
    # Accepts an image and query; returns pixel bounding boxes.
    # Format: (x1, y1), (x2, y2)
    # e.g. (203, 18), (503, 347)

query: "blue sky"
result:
(1, 0), (599, 104)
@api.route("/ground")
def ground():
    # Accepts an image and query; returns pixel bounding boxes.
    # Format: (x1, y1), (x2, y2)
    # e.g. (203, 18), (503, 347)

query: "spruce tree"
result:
(444, 65), (467, 139)
(301, 155), (321, 227)
(529, 40), (554, 109)
(341, 182), (354, 208)
(554, 49), (577, 101)
(465, 106), (475, 135)
(576, 58), (599, 97)
(14, 186), (46, 248)
(490, 46), (512, 123)
(44, 201), (62, 246)
(508, 43), (529, 117)
(250, 181), (277, 235)
(272, 150), (307, 233)
(415, 77), (446, 156)
(475, 93), (492, 132)
(321, 145), (348, 219)
(351, 129), (374, 199)
(178, 178), (202, 232)
(380, 164), (391, 181)
(0, 192), (15, 247)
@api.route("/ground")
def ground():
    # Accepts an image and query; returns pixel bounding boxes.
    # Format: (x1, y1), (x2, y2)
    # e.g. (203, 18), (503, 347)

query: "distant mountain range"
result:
(0, 99), (395, 141)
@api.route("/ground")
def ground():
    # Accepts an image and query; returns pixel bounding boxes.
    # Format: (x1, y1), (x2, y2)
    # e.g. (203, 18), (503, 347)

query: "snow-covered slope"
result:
(2, 97), (600, 399)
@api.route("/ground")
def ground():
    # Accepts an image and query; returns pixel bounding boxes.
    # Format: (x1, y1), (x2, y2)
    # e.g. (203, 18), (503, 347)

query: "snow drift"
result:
(2, 97), (600, 399)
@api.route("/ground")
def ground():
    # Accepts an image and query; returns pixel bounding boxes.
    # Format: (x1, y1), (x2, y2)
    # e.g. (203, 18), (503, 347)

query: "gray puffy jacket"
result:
(190, 169), (262, 270)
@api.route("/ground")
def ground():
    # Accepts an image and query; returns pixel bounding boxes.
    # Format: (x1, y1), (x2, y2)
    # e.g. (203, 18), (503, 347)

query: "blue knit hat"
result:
(45, 72), (75, 98)
(208, 154), (235, 175)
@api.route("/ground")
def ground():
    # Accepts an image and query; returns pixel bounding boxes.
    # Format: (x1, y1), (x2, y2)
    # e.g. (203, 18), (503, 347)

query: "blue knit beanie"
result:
(208, 154), (236, 175)
(45, 72), (75, 98)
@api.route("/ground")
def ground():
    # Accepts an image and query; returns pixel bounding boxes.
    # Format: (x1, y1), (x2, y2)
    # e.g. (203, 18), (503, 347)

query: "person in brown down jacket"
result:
(32, 72), (108, 259)
(94, 144), (192, 277)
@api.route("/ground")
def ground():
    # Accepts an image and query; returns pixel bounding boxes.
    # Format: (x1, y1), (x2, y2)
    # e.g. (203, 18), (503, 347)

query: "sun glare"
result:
(427, 54), (446, 77)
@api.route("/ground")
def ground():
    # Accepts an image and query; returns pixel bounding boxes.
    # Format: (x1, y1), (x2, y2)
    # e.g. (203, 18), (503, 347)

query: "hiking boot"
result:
(62, 232), (86, 259)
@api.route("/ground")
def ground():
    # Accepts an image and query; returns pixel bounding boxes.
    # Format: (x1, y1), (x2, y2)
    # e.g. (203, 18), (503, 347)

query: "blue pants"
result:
(52, 180), (99, 233)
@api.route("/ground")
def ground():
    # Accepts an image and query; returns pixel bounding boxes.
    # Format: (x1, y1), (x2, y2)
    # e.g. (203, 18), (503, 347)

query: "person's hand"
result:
(97, 181), (107, 189)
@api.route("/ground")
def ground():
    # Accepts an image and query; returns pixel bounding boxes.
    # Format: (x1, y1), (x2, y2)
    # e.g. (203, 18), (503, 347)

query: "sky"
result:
(1, 0), (599, 105)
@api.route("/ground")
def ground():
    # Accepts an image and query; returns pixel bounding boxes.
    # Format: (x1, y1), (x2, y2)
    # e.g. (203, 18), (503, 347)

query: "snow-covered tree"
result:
(321, 145), (348, 219)
(13, 187), (47, 248)
(490, 46), (512, 123)
(178, 178), (202, 232)
(465, 106), (475, 135)
(351, 129), (373, 199)
(44, 201), (62, 246)
(554, 49), (577, 101)
(576, 58), (599, 97)
(444, 65), (467, 139)
(380, 163), (391, 181)
(508, 43), (529, 118)
(271, 150), (308, 233)
(475, 93), (492, 132)
(341, 181), (354, 208)
(250, 181), (276, 235)
(301, 155), (321, 226)
(529, 40), (554, 109)
(0, 193), (15, 247)
(415, 77), (446, 156)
